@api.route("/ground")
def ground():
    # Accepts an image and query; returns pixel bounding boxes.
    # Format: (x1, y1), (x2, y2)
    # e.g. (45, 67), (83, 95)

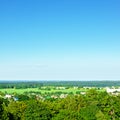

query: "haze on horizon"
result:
(0, 0), (120, 80)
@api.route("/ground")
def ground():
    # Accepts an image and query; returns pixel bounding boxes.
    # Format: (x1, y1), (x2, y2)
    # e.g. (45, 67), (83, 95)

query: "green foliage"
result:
(79, 105), (99, 120)
(95, 111), (106, 120)
(0, 98), (9, 120)
(1, 88), (120, 120)
(24, 100), (52, 120)
(52, 110), (78, 120)
(16, 94), (30, 101)
(6, 101), (26, 120)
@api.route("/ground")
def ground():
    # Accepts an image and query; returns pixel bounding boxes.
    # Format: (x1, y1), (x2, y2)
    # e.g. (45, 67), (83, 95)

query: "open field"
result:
(1, 80), (119, 95)
(0, 87), (105, 94)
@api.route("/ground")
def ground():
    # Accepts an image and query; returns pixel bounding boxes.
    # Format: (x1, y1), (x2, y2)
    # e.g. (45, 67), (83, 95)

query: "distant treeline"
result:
(0, 82), (43, 89)
(0, 80), (120, 89)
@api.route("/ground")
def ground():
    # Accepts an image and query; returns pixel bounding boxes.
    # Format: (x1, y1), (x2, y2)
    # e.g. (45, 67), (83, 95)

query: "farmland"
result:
(0, 86), (105, 95)
(0, 80), (120, 95)
(0, 80), (114, 95)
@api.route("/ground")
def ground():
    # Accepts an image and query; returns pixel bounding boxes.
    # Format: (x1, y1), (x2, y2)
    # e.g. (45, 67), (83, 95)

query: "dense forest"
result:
(0, 89), (120, 120)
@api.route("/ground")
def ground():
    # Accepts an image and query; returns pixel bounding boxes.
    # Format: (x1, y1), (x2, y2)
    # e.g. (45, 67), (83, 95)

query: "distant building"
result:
(73, 87), (78, 89)
(4, 94), (12, 99)
(106, 87), (120, 94)
(60, 94), (67, 98)
(56, 87), (66, 90)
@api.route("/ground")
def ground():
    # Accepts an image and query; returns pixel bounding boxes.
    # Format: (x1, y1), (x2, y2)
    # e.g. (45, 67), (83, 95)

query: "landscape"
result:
(0, 0), (120, 119)
(0, 80), (120, 119)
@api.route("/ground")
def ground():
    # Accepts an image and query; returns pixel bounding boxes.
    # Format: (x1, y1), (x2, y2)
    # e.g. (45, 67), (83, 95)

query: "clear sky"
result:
(0, 0), (120, 80)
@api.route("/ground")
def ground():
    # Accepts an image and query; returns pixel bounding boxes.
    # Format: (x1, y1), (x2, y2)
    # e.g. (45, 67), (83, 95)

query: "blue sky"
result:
(0, 0), (120, 80)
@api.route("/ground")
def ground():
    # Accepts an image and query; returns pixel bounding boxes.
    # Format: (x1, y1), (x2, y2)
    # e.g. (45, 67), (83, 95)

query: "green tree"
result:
(79, 105), (99, 120)
(0, 98), (9, 120)
(24, 100), (52, 120)
(6, 101), (26, 120)
(52, 109), (78, 120)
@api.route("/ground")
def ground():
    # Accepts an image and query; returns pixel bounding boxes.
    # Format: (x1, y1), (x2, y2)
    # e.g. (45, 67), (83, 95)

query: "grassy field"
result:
(0, 88), (40, 94)
(0, 87), (105, 95)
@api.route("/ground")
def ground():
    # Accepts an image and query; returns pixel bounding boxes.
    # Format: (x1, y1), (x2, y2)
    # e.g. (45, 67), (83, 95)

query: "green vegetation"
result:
(0, 89), (120, 120)
(0, 87), (87, 94)
(0, 81), (120, 119)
